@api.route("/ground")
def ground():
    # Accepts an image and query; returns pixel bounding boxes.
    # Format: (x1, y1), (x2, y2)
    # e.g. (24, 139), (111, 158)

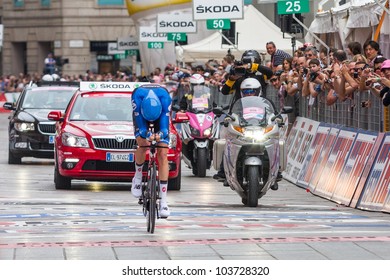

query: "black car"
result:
(3, 81), (79, 164)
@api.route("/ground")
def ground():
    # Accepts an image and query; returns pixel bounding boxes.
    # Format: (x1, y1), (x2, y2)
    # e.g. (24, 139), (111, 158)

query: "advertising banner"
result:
(117, 37), (139, 51)
(157, 12), (197, 33)
(139, 26), (168, 42)
(192, 0), (244, 20)
(126, 0), (191, 16)
(308, 127), (339, 192)
(0, 24), (3, 47)
(313, 129), (357, 200)
(331, 131), (379, 206)
(282, 117), (319, 183)
(357, 134), (390, 212)
(296, 124), (331, 189)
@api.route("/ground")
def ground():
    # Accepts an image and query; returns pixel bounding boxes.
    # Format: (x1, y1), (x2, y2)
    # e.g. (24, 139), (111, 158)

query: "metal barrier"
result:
(199, 84), (389, 133)
(265, 86), (388, 133)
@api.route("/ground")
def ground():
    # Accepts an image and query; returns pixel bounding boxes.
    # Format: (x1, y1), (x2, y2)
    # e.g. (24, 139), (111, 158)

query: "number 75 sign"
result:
(277, 0), (310, 15)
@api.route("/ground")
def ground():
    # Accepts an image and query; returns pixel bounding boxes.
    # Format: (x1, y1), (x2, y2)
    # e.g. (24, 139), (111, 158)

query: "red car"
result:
(47, 81), (182, 190)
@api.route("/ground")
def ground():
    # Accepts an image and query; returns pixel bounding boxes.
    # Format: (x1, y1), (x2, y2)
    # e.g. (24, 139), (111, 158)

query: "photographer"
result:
(221, 50), (273, 103)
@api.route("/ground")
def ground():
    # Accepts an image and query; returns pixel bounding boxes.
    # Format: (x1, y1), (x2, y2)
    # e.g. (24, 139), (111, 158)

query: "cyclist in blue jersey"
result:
(131, 84), (172, 218)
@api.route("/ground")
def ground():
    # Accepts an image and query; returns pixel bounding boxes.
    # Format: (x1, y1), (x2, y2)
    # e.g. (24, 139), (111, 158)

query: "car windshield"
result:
(69, 94), (133, 121)
(22, 88), (77, 109)
(231, 96), (274, 127)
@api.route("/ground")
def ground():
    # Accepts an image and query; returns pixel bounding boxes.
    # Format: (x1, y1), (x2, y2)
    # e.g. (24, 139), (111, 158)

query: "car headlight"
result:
(14, 122), (35, 132)
(62, 132), (89, 148)
(168, 133), (177, 149)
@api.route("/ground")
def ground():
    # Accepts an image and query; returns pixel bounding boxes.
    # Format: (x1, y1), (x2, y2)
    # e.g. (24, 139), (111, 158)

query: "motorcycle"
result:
(173, 85), (219, 177)
(213, 96), (292, 207)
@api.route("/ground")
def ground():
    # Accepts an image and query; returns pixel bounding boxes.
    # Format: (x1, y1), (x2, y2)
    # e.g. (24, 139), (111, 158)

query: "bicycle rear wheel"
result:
(147, 161), (157, 233)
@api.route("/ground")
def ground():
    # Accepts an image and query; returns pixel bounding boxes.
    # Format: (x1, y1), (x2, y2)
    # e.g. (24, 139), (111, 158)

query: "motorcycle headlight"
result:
(168, 133), (177, 149)
(62, 132), (89, 148)
(243, 126), (274, 141)
(244, 128), (265, 140)
(190, 126), (200, 137)
(203, 128), (212, 137)
(14, 122), (35, 132)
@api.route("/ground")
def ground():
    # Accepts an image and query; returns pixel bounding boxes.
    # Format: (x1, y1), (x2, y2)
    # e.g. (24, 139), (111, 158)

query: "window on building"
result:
(97, 0), (124, 5)
(14, 0), (24, 7)
(41, 0), (51, 7)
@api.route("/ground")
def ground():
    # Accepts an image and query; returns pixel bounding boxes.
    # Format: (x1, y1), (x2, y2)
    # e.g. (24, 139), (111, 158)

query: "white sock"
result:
(134, 163), (143, 181)
(160, 181), (168, 204)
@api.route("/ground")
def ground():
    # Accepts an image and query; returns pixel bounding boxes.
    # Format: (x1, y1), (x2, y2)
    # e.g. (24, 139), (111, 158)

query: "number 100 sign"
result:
(277, 0), (310, 15)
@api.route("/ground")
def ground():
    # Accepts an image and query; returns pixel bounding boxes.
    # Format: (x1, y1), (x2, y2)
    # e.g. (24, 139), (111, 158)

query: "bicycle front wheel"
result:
(147, 161), (157, 233)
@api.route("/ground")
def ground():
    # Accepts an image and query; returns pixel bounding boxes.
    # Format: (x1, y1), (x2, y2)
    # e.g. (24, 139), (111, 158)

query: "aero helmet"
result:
(240, 78), (261, 98)
(241, 50), (261, 64)
(141, 90), (162, 122)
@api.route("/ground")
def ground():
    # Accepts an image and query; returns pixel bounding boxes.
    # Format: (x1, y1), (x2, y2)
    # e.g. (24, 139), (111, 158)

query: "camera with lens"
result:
(229, 60), (246, 76)
(353, 71), (359, 78)
(309, 71), (319, 82)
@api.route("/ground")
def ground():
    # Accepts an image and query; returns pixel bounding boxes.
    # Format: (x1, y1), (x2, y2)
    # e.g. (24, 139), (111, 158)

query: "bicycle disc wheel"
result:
(147, 161), (157, 233)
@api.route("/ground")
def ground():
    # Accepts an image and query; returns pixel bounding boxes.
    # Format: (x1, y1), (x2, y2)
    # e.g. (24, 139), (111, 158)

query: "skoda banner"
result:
(157, 12), (197, 33)
(192, 0), (244, 20)
(126, 0), (191, 17)
(0, 24), (3, 48)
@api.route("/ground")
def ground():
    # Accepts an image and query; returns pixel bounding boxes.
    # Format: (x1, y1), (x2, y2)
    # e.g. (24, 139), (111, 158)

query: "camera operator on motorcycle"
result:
(221, 50), (273, 104)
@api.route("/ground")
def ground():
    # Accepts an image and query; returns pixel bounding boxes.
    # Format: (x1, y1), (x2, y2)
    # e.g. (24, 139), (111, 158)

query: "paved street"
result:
(0, 112), (390, 261)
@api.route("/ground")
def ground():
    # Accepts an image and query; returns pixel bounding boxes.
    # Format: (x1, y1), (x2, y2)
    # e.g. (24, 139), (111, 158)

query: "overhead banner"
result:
(192, 0), (244, 20)
(126, 0), (191, 16)
(157, 12), (197, 33)
(139, 26), (168, 42)
(0, 24), (3, 47)
(117, 36), (139, 50)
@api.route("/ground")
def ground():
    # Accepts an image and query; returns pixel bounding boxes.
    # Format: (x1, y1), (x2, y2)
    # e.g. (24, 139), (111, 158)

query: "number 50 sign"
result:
(277, 0), (310, 15)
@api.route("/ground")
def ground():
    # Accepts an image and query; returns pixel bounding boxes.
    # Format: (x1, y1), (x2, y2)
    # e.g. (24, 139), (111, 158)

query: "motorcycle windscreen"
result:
(231, 96), (274, 126)
(187, 85), (213, 113)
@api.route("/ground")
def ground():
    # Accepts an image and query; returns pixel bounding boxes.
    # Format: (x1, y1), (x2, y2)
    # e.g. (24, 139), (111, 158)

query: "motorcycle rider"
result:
(131, 84), (172, 218)
(179, 73), (209, 111)
(215, 77), (279, 187)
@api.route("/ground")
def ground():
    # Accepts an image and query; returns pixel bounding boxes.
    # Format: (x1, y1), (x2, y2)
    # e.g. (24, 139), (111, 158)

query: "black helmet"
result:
(241, 50), (261, 64)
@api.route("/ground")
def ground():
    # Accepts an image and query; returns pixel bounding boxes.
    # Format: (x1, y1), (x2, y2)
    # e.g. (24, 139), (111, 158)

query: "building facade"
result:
(1, 0), (136, 76)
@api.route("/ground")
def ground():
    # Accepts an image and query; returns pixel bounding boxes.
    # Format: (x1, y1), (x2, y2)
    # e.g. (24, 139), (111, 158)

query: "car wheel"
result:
(54, 158), (71, 190)
(8, 149), (21, 164)
(168, 161), (181, 191)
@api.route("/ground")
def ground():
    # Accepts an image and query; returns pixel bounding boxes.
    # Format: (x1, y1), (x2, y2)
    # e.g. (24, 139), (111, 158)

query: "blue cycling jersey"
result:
(131, 85), (172, 141)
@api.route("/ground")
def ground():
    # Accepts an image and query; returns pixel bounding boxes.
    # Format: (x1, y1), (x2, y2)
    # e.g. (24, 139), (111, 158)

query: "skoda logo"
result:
(89, 83), (98, 90)
(115, 135), (125, 143)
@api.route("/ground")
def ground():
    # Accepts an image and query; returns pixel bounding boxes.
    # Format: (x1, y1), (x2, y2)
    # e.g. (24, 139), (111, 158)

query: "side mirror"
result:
(3, 102), (15, 111)
(172, 104), (181, 112)
(281, 106), (293, 114)
(47, 111), (64, 121)
(213, 107), (224, 116)
(172, 111), (189, 123)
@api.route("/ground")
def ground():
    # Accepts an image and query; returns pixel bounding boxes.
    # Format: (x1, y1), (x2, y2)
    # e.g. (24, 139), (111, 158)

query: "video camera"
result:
(229, 60), (247, 76)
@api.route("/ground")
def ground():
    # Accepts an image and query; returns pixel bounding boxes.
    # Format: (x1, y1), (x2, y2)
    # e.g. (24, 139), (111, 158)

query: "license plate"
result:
(106, 152), (134, 162)
(49, 135), (55, 144)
